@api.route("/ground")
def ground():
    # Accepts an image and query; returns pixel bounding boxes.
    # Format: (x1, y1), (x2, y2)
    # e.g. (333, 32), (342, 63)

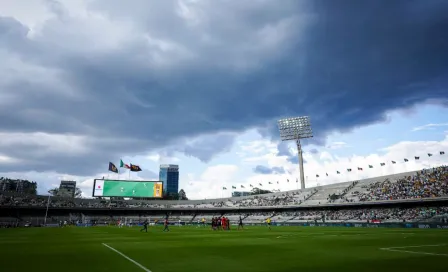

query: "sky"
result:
(0, 0), (447, 199)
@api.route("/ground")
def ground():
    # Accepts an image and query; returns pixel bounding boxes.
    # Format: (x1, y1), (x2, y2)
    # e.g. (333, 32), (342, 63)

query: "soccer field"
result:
(1, 226), (448, 272)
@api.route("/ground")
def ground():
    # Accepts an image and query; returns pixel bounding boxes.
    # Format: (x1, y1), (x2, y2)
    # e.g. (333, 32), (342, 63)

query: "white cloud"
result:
(0, 154), (20, 163)
(319, 151), (334, 162)
(146, 153), (180, 163)
(412, 123), (448, 131)
(326, 141), (349, 149)
(183, 164), (239, 199)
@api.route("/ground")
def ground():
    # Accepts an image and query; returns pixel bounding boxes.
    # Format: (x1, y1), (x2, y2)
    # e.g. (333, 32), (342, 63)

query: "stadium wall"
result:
(1, 197), (448, 218)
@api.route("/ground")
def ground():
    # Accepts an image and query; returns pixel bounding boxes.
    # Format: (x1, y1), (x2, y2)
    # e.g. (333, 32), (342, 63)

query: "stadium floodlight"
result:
(277, 116), (313, 190)
(44, 190), (52, 226)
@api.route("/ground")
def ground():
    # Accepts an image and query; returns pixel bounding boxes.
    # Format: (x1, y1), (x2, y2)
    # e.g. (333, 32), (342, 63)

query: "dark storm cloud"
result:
(1, 0), (448, 175)
(253, 165), (286, 175)
(181, 133), (237, 162)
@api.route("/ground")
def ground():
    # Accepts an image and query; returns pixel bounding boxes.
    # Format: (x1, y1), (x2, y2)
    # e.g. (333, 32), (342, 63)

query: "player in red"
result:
(221, 217), (226, 230)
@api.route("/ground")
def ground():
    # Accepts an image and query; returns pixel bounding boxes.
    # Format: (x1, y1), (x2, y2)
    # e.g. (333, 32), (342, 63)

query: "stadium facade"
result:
(0, 178), (37, 195)
(58, 180), (76, 198)
(159, 164), (179, 195)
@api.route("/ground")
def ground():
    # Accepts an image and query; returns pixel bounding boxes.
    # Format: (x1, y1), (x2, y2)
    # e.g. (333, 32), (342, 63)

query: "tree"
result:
(162, 193), (179, 200)
(48, 188), (59, 196)
(178, 189), (188, 200)
(74, 187), (83, 198)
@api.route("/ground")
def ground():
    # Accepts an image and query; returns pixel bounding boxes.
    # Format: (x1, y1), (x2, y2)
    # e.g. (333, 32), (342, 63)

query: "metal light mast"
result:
(277, 116), (313, 190)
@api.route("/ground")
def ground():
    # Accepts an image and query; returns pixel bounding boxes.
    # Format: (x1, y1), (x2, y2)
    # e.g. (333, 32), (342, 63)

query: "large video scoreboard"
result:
(92, 179), (163, 198)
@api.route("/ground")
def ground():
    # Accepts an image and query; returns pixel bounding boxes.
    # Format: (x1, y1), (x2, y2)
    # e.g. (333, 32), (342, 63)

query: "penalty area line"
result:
(380, 244), (446, 250)
(380, 248), (448, 257)
(379, 244), (448, 257)
(102, 243), (152, 272)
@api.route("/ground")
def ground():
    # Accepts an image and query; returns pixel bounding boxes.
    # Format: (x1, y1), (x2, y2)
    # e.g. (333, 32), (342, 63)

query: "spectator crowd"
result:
(358, 166), (448, 201)
(1, 166), (447, 210)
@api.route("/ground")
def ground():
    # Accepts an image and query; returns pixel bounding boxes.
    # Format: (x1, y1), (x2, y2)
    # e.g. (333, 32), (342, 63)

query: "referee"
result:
(140, 219), (149, 233)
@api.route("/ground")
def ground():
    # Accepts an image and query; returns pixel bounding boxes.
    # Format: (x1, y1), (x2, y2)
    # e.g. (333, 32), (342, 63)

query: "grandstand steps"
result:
(284, 215), (299, 222)
(307, 189), (318, 200)
(301, 189), (319, 204)
(338, 181), (359, 199)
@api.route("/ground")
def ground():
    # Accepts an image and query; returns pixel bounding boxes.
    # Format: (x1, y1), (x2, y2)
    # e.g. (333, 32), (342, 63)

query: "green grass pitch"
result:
(1, 226), (448, 272)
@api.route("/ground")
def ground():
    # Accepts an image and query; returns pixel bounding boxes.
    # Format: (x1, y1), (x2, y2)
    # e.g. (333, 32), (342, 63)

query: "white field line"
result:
(380, 248), (448, 257)
(380, 244), (446, 250)
(379, 244), (448, 257)
(102, 243), (152, 272)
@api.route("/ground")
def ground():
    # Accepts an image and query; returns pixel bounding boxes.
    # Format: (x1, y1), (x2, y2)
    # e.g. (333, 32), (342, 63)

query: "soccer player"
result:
(266, 218), (272, 230)
(163, 218), (170, 232)
(221, 217), (226, 230)
(140, 219), (149, 232)
(238, 215), (244, 230)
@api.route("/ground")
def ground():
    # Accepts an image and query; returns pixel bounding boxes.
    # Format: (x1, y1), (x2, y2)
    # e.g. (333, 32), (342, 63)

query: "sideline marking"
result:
(102, 243), (152, 272)
(379, 244), (448, 257)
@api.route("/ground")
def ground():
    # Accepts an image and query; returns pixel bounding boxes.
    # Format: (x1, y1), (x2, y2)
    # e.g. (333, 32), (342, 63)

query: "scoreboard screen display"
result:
(92, 179), (163, 198)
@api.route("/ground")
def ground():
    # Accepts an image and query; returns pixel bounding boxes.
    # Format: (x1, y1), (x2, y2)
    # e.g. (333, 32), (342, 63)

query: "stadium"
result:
(2, 1), (448, 272)
(1, 165), (448, 271)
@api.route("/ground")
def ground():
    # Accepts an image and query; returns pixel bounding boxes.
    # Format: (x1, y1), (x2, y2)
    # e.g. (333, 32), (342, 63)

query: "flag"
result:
(404, 158), (408, 162)
(392, 161), (396, 164)
(326, 173), (328, 176)
(108, 162), (118, 173)
(120, 159), (130, 169)
(287, 179), (289, 182)
(241, 185), (245, 188)
(277, 181), (279, 184)
(336, 171), (340, 174)
(250, 184), (253, 187)
(232, 186), (236, 189)
(415, 156), (419, 160)
(130, 164), (142, 172)
(380, 163), (385, 166)
(428, 153), (433, 157)
(268, 182), (272, 184)
(223, 187), (227, 190)
(347, 168), (352, 172)
(316, 174), (319, 178)
(358, 167), (363, 171)
(259, 183), (263, 186)
(369, 165), (373, 168)
(441, 151), (445, 155)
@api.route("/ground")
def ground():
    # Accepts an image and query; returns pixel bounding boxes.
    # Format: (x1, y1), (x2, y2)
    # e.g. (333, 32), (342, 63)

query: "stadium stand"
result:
(1, 166), (447, 227)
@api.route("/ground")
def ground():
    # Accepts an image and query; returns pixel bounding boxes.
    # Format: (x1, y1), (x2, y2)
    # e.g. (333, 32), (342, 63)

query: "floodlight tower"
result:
(277, 116), (313, 190)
